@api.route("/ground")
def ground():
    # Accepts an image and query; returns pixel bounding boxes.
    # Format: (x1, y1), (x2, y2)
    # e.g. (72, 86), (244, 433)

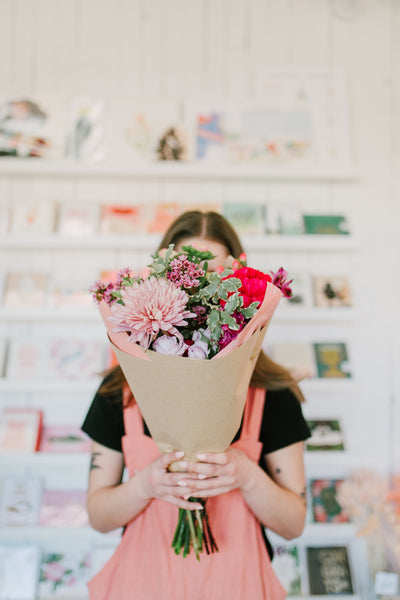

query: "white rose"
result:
(188, 340), (209, 360)
(152, 335), (187, 356)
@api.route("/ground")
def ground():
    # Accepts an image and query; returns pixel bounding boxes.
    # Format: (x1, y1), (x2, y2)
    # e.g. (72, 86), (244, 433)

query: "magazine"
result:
(306, 419), (345, 451)
(0, 408), (43, 453)
(0, 476), (44, 526)
(310, 479), (350, 523)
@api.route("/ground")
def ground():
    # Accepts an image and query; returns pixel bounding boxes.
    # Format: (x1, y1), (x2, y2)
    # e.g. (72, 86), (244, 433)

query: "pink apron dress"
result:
(88, 387), (287, 600)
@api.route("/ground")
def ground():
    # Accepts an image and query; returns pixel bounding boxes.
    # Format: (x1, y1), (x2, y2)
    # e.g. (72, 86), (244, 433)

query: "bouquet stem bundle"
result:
(172, 499), (218, 561)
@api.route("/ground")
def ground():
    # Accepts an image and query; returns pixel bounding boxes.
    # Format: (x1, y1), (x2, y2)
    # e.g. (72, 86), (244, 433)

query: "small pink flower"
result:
(43, 562), (65, 582)
(109, 277), (195, 349)
(270, 267), (293, 298)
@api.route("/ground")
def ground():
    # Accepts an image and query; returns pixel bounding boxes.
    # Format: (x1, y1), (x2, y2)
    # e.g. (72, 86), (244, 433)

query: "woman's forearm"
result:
(240, 461), (307, 540)
(87, 471), (151, 533)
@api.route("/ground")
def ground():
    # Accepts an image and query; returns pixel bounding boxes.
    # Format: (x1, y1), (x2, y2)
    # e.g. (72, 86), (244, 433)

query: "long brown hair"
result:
(100, 211), (305, 403)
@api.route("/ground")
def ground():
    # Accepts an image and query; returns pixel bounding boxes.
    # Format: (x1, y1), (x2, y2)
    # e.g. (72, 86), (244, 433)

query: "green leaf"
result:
(220, 312), (240, 329)
(201, 282), (218, 299)
(224, 293), (239, 314)
(221, 278), (241, 292)
(208, 309), (220, 331)
(218, 286), (228, 301)
(240, 301), (260, 319)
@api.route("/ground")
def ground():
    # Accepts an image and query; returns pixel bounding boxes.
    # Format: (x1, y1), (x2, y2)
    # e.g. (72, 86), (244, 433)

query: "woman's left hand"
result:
(175, 449), (256, 498)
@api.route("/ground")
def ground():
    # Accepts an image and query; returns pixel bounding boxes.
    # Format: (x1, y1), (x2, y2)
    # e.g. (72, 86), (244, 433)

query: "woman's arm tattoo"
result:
(299, 486), (307, 506)
(90, 452), (102, 470)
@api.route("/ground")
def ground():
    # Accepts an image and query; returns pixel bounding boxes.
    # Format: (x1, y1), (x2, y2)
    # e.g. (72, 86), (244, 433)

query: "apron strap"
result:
(122, 384), (144, 436)
(241, 387), (266, 440)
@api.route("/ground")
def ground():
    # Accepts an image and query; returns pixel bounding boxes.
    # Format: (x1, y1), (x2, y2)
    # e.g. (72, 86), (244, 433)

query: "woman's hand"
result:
(171, 448), (256, 499)
(135, 451), (204, 510)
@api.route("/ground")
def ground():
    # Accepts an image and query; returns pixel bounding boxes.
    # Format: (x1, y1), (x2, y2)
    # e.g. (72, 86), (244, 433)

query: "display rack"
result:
(0, 160), (364, 597)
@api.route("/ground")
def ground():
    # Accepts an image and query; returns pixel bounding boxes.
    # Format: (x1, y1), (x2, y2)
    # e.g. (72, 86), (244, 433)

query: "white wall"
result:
(0, 0), (399, 470)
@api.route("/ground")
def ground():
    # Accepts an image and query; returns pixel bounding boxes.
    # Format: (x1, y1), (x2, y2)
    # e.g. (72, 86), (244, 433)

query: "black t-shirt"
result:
(82, 376), (310, 459)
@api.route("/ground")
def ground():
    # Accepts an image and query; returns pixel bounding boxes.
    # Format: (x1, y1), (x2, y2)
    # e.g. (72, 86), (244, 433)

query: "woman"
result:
(82, 210), (310, 600)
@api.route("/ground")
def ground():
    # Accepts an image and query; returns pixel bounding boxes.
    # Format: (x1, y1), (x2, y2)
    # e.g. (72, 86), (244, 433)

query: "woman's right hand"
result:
(135, 451), (204, 510)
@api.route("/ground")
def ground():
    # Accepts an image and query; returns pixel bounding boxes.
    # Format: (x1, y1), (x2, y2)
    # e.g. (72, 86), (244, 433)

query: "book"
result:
(5, 338), (49, 379)
(306, 545), (354, 595)
(100, 204), (141, 234)
(281, 273), (313, 308)
(313, 275), (352, 307)
(145, 202), (181, 234)
(39, 490), (88, 527)
(272, 544), (303, 596)
(49, 275), (92, 308)
(10, 202), (55, 234)
(303, 214), (350, 235)
(269, 342), (317, 380)
(2, 272), (49, 307)
(0, 408), (43, 453)
(313, 342), (351, 378)
(57, 203), (99, 236)
(39, 425), (91, 453)
(47, 339), (107, 380)
(277, 206), (304, 235)
(310, 479), (350, 523)
(221, 202), (266, 236)
(64, 96), (106, 163)
(38, 545), (92, 598)
(0, 476), (44, 526)
(0, 544), (41, 599)
(306, 420), (345, 451)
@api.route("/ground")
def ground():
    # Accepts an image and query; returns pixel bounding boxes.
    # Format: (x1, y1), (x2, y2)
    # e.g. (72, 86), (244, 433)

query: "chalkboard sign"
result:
(306, 545), (354, 595)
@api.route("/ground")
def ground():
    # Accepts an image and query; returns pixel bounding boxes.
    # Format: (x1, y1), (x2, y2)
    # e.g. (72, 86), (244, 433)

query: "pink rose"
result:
(152, 334), (187, 356)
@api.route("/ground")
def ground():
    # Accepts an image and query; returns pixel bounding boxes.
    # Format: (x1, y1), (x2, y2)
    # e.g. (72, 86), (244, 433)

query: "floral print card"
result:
(38, 547), (91, 599)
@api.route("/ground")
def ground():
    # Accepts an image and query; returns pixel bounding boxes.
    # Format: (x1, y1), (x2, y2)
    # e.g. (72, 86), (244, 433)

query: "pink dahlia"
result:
(109, 277), (195, 349)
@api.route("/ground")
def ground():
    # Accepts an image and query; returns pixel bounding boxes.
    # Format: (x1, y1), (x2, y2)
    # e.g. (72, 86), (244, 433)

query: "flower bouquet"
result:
(90, 246), (292, 560)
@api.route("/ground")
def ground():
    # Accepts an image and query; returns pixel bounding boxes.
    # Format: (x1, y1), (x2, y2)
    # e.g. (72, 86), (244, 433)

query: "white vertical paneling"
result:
(255, 0), (292, 69)
(390, 0), (400, 467)
(52, 0), (81, 93)
(117, 0), (141, 96)
(31, 0), (57, 92)
(0, 0), (15, 92)
(201, 0), (227, 96)
(159, 0), (185, 98)
(179, 0), (204, 97)
(225, 0), (249, 97)
(287, 0), (330, 67)
(134, 0), (163, 97)
(12, 0), (36, 92)
(74, 0), (122, 93)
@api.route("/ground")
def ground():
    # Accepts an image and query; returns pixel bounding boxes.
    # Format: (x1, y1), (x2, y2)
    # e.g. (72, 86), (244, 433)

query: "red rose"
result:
(224, 267), (272, 308)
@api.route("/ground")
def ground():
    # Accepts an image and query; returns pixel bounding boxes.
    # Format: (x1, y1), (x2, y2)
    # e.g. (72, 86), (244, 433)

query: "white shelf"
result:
(0, 307), (99, 321)
(0, 452), (90, 469)
(0, 306), (358, 323)
(0, 158), (360, 181)
(300, 378), (356, 394)
(0, 379), (101, 394)
(0, 233), (359, 251)
(276, 307), (358, 323)
(0, 526), (120, 545)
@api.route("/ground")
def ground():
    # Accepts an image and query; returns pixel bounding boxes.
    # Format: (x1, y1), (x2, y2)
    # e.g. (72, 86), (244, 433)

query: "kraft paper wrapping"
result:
(98, 283), (282, 464)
